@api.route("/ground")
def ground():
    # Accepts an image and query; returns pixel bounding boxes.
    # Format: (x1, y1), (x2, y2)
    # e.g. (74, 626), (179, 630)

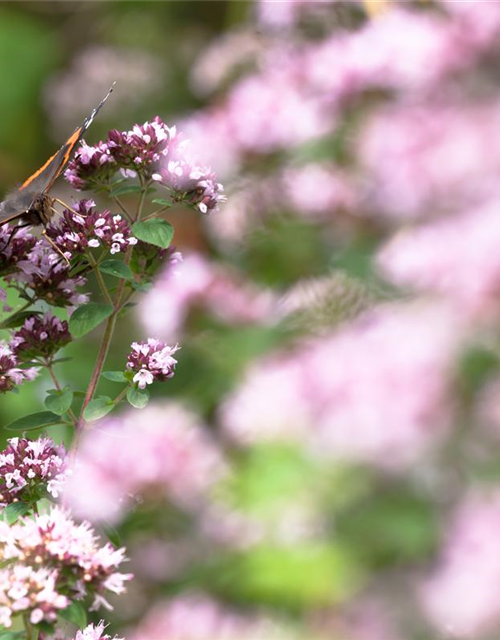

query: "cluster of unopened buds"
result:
(0, 437), (68, 505)
(126, 339), (180, 389)
(10, 313), (71, 361)
(0, 344), (38, 393)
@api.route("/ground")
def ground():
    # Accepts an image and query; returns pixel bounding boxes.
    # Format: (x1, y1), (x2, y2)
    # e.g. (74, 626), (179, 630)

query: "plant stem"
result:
(23, 612), (33, 640)
(76, 307), (118, 430)
(113, 196), (131, 220)
(113, 386), (129, 405)
(87, 253), (113, 306)
(75, 185), (148, 439)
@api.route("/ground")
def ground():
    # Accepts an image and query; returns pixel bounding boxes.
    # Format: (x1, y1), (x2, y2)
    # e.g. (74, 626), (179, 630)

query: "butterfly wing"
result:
(19, 82), (115, 196)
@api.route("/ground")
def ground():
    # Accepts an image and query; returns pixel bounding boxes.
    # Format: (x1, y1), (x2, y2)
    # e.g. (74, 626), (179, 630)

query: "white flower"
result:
(133, 369), (154, 389)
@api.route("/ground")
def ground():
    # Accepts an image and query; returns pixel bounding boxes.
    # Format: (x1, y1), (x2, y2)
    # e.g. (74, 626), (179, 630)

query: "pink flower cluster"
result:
(15, 245), (88, 308)
(221, 302), (462, 469)
(64, 403), (225, 524)
(70, 621), (123, 640)
(359, 100), (500, 220)
(46, 200), (138, 259)
(129, 593), (289, 640)
(0, 437), (68, 505)
(64, 118), (225, 215)
(378, 199), (500, 322)
(10, 313), (71, 361)
(0, 507), (132, 626)
(0, 344), (38, 393)
(139, 253), (277, 339)
(126, 339), (179, 389)
(0, 565), (67, 628)
(0, 226), (36, 277)
(420, 492), (500, 637)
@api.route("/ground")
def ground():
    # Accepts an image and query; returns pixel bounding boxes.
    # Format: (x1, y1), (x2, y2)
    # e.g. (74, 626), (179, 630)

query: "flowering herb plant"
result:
(0, 116), (224, 639)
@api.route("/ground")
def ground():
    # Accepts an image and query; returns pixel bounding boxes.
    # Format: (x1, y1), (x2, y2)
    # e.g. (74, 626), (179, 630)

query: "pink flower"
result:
(73, 622), (123, 640)
(139, 253), (277, 339)
(46, 200), (137, 259)
(10, 313), (71, 360)
(221, 302), (462, 469)
(126, 339), (180, 389)
(378, 199), (500, 320)
(0, 565), (68, 627)
(0, 507), (132, 615)
(0, 437), (68, 505)
(14, 244), (88, 308)
(359, 101), (500, 219)
(0, 345), (38, 393)
(64, 402), (226, 523)
(129, 593), (290, 640)
(420, 491), (500, 637)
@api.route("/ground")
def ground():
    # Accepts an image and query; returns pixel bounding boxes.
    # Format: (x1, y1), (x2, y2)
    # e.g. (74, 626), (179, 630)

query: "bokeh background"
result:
(2, 1), (500, 638)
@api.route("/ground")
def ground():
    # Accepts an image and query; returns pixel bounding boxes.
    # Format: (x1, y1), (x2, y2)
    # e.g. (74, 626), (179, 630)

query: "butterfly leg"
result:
(41, 229), (70, 265)
(53, 197), (87, 218)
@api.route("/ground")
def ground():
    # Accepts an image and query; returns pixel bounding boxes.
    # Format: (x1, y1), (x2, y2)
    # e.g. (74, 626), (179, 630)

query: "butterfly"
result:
(0, 84), (115, 236)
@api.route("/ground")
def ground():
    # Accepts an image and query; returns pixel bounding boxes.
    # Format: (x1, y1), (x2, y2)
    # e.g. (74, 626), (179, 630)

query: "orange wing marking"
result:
(60, 126), (84, 167)
(20, 149), (60, 190)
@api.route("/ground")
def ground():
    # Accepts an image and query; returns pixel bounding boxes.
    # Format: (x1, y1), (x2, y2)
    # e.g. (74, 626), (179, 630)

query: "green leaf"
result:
(4, 502), (30, 525)
(36, 621), (55, 635)
(0, 632), (26, 639)
(83, 396), (114, 422)
(51, 356), (73, 365)
(109, 184), (143, 197)
(152, 198), (173, 207)
(44, 388), (73, 416)
(69, 303), (114, 338)
(131, 281), (153, 293)
(5, 411), (63, 431)
(102, 371), (128, 383)
(127, 386), (150, 409)
(0, 310), (38, 329)
(132, 219), (174, 249)
(100, 259), (134, 281)
(59, 601), (87, 629)
(103, 522), (122, 548)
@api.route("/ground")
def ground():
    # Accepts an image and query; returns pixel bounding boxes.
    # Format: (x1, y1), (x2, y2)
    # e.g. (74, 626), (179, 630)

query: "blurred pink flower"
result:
(359, 101), (500, 219)
(282, 163), (357, 218)
(420, 491), (500, 637)
(139, 253), (277, 339)
(378, 199), (500, 320)
(221, 302), (462, 469)
(223, 69), (331, 155)
(129, 593), (291, 640)
(65, 402), (226, 523)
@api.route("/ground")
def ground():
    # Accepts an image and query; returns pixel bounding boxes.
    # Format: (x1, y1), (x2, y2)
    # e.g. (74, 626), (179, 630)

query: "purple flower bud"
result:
(11, 313), (71, 360)
(0, 345), (38, 393)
